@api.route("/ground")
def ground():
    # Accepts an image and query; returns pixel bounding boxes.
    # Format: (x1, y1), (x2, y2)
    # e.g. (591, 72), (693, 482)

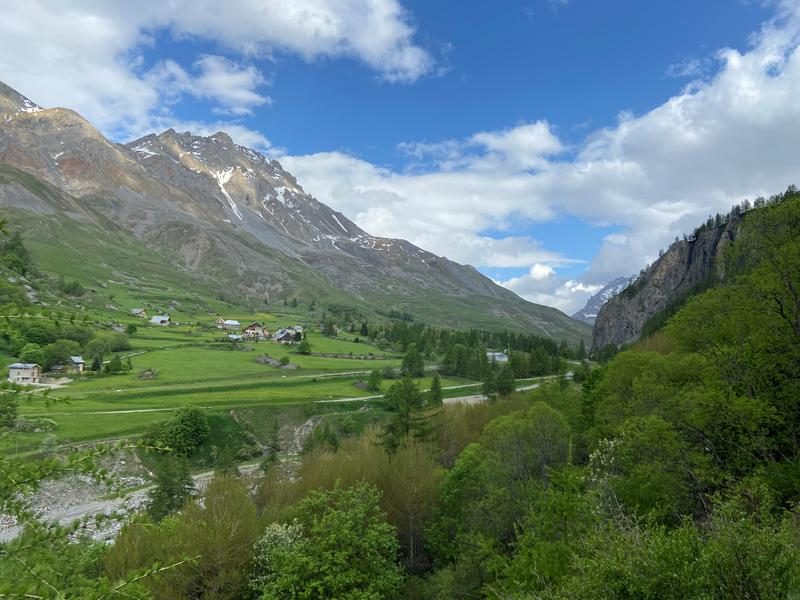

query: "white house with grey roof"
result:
(8, 363), (42, 384)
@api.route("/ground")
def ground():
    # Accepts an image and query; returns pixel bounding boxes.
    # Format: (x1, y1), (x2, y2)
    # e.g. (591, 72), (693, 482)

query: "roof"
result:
(487, 351), (509, 362)
(69, 356), (85, 364)
(131, 308), (146, 314)
(228, 334), (243, 340)
(150, 315), (170, 322)
(223, 319), (241, 325)
(9, 363), (39, 369)
(244, 322), (262, 328)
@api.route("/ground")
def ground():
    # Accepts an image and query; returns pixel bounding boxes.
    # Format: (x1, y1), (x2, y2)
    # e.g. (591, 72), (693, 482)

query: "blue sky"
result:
(2, 0), (798, 313)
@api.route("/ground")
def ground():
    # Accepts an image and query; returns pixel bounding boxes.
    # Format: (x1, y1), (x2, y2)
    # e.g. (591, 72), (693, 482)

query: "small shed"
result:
(131, 308), (148, 318)
(222, 319), (241, 331)
(8, 363), (42, 385)
(150, 315), (170, 326)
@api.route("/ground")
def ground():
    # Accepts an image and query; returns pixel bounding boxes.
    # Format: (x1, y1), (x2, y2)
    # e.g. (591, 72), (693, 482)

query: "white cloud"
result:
(284, 5), (800, 313)
(0, 0), (433, 145)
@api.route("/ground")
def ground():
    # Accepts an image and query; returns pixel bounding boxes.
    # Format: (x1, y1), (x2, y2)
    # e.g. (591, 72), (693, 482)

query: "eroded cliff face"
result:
(592, 219), (739, 350)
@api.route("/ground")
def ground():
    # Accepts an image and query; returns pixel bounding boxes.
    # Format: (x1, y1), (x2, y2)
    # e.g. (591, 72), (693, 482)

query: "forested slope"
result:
(2, 193), (799, 598)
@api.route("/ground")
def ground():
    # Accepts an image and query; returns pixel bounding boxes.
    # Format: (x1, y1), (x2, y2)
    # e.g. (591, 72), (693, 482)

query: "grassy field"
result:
(3, 323), (474, 458)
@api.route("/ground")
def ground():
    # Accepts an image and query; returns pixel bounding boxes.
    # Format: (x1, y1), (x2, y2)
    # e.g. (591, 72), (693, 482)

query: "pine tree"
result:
(367, 369), (383, 392)
(91, 355), (102, 372)
(483, 365), (497, 399)
(360, 321), (369, 337)
(105, 354), (122, 374)
(577, 339), (586, 360)
(146, 455), (195, 522)
(496, 364), (516, 397)
(429, 372), (443, 405)
(381, 375), (428, 453)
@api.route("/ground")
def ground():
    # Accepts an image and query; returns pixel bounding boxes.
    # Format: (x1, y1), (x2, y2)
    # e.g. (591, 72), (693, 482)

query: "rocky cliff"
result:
(592, 219), (739, 350)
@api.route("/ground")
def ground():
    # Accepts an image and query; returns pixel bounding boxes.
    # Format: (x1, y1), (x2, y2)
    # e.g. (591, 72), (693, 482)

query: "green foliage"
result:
(105, 354), (123, 374)
(0, 390), (19, 428)
(381, 375), (430, 453)
(429, 372), (443, 405)
(18, 342), (44, 366)
(43, 338), (81, 370)
(367, 368), (383, 392)
(401, 343), (425, 377)
(296, 338), (312, 354)
(250, 482), (403, 599)
(495, 364), (515, 397)
(0, 231), (34, 276)
(108, 475), (259, 599)
(144, 407), (211, 456)
(147, 454), (195, 522)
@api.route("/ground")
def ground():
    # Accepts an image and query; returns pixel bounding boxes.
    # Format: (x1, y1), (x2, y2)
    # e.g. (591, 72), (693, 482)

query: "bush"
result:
(145, 408), (211, 456)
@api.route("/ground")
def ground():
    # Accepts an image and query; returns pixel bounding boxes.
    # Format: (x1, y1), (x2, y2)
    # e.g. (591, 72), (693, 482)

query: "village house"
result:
(214, 317), (226, 329)
(8, 363), (42, 385)
(273, 328), (295, 344)
(69, 356), (85, 373)
(243, 322), (266, 339)
(487, 351), (509, 363)
(131, 308), (148, 318)
(150, 315), (170, 326)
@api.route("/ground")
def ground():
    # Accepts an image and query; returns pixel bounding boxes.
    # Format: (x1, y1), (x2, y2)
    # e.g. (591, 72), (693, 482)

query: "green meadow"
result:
(3, 322), (476, 457)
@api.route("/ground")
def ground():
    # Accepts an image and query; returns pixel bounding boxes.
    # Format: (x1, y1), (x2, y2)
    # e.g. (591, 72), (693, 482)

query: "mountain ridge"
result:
(571, 275), (635, 325)
(0, 81), (590, 343)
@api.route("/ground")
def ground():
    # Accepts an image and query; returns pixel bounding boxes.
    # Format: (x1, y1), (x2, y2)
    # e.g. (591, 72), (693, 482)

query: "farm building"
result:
(8, 363), (42, 385)
(487, 351), (509, 363)
(214, 317), (226, 328)
(131, 308), (148, 318)
(222, 319), (241, 331)
(150, 315), (170, 326)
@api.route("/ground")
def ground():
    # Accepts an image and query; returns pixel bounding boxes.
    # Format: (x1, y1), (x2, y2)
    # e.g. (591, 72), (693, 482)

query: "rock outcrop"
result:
(592, 219), (739, 350)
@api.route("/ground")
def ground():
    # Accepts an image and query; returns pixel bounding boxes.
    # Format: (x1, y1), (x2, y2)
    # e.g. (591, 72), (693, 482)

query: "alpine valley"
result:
(0, 81), (589, 343)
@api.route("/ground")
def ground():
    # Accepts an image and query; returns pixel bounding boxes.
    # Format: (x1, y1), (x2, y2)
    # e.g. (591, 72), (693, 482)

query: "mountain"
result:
(571, 275), (635, 324)
(592, 219), (739, 350)
(0, 82), (590, 343)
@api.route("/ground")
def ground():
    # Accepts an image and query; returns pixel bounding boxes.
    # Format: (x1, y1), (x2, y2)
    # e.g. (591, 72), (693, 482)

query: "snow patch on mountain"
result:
(571, 275), (635, 324)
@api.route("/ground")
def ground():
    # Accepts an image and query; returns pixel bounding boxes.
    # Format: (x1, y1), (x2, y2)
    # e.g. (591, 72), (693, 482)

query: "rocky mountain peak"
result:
(0, 81), (42, 118)
(571, 275), (635, 324)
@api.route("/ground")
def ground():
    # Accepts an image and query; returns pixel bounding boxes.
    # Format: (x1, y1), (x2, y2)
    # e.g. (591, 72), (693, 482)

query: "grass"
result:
(2, 318), (471, 458)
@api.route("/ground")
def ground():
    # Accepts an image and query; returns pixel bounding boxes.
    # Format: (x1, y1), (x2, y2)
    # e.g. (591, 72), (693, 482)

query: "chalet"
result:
(150, 315), (170, 326)
(214, 317), (226, 329)
(487, 351), (509, 363)
(8, 363), (42, 385)
(243, 322), (265, 339)
(68, 356), (85, 373)
(222, 319), (241, 331)
(131, 308), (148, 318)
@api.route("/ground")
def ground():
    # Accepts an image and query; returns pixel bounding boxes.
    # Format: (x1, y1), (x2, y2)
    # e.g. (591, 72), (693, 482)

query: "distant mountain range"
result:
(571, 276), (635, 325)
(0, 81), (590, 343)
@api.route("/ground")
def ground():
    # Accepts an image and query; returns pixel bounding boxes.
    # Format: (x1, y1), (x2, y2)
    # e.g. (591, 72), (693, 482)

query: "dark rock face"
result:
(592, 220), (738, 350)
